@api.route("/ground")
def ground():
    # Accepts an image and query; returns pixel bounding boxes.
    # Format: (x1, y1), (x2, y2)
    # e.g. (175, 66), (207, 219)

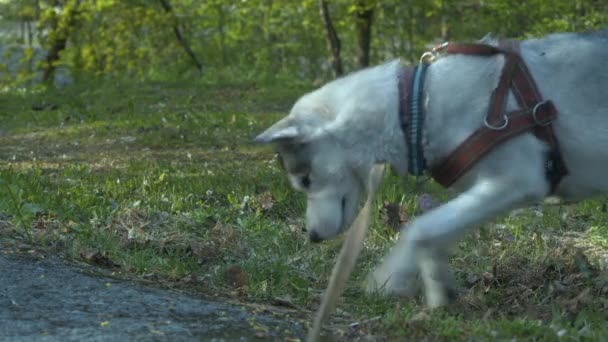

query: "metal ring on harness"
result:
(532, 100), (552, 126)
(420, 51), (436, 64)
(484, 115), (509, 130)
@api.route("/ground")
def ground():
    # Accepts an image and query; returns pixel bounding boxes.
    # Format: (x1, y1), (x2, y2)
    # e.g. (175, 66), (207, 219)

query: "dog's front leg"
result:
(369, 177), (547, 307)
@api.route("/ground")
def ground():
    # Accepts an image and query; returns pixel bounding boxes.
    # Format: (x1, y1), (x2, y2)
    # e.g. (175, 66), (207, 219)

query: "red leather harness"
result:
(403, 40), (568, 193)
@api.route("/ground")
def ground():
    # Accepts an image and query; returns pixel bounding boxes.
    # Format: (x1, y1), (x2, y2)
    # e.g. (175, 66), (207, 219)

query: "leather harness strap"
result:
(428, 41), (568, 192)
(430, 102), (559, 187)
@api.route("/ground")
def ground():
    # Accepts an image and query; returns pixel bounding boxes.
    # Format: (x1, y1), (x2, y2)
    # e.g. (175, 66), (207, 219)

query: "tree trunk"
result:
(319, 0), (343, 77)
(158, 0), (203, 75)
(262, 0), (274, 70)
(42, 38), (67, 82)
(440, 0), (449, 41)
(354, 1), (374, 69)
(216, 4), (226, 66)
(407, 5), (414, 62)
(20, 20), (25, 43)
(26, 21), (33, 46)
(42, 0), (81, 83)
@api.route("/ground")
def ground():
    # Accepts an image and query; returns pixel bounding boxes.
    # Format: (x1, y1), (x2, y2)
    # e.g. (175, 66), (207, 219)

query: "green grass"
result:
(1, 78), (607, 340)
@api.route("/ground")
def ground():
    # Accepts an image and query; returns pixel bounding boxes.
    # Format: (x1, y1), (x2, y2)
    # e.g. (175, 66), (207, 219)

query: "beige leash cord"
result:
(306, 164), (385, 342)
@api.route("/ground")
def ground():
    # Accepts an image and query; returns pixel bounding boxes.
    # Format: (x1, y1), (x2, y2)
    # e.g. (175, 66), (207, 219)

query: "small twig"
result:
(158, 0), (204, 75)
(348, 315), (382, 328)
(272, 296), (301, 310)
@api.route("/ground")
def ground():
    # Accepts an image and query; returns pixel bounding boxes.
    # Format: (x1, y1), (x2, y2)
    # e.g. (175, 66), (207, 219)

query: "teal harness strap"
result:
(407, 63), (429, 176)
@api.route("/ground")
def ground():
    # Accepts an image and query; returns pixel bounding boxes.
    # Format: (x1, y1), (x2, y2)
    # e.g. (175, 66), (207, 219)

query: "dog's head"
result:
(255, 93), (373, 242)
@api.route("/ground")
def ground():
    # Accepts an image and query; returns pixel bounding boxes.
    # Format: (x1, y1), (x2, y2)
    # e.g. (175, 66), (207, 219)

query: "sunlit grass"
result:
(0, 78), (606, 340)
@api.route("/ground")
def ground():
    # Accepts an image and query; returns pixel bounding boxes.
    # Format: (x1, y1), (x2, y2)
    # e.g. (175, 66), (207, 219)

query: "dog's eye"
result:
(301, 175), (311, 188)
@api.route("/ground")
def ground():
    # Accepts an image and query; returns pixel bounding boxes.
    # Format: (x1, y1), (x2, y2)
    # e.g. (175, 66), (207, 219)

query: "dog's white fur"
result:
(255, 32), (608, 307)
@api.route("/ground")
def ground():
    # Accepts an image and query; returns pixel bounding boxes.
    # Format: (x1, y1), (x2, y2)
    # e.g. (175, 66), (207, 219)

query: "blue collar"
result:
(399, 63), (429, 176)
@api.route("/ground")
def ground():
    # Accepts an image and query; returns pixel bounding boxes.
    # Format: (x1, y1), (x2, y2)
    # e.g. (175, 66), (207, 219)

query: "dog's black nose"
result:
(309, 231), (322, 243)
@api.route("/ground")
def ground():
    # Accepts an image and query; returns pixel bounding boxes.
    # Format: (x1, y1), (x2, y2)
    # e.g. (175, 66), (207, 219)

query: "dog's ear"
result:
(254, 117), (301, 144)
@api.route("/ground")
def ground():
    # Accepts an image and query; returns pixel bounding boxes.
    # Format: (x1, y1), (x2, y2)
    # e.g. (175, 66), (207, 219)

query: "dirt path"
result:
(0, 251), (307, 341)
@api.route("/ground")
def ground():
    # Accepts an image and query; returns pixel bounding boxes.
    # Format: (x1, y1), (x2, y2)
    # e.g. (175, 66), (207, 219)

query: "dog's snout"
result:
(309, 231), (322, 243)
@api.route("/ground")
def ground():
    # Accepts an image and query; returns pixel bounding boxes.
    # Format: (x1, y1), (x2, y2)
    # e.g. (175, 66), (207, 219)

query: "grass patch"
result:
(0, 78), (607, 340)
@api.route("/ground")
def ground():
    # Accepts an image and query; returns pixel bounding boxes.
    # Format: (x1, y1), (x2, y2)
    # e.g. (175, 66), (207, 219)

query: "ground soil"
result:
(0, 250), (308, 341)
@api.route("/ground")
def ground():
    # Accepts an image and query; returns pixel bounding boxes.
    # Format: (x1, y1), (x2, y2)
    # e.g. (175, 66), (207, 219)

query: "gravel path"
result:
(0, 251), (306, 341)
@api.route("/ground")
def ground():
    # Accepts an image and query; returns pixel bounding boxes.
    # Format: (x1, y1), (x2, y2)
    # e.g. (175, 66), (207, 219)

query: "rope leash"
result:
(306, 163), (386, 342)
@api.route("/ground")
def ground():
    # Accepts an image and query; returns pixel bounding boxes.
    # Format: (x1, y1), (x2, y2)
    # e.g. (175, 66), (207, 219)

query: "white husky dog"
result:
(255, 32), (608, 308)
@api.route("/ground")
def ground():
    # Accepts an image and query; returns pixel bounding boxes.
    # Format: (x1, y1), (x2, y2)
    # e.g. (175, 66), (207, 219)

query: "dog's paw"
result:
(365, 266), (420, 298)
(420, 267), (459, 308)
(424, 283), (459, 308)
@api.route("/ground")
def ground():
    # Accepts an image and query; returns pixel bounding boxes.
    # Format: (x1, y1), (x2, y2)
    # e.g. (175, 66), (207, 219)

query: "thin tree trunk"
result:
(354, 1), (374, 69)
(407, 4), (414, 62)
(319, 0), (343, 77)
(42, 0), (81, 83)
(440, 0), (449, 41)
(27, 21), (33, 46)
(34, 0), (40, 43)
(20, 20), (25, 42)
(263, 0), (274, 69)
(158, 0), (203, 75)
(42, 38), (67, 82)
(216, 4), (226, 66)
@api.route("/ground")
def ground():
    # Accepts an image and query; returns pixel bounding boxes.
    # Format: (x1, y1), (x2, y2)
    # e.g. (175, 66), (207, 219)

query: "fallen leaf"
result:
(482, 308), (495, 321)
(380, 201), (408, 231)
(272, 295), (299, 309)
(257, 192), (275, 211)
(142, 273), (159, 280)
(573, 250), (595, 276)
(225, 265), (248, 296)
(127, 226), (146, 240)
(254, 331), (268, 338)
(189, 241), (209, 259)
(32, 220), (49, 231)
(250, 321), (269, 337)
(180, 274), (195, 283)
(80, 251), (120, 268)
(410, 310), (431, 322)
(465, 273), (480, 287)
(561, 288), (592, 314)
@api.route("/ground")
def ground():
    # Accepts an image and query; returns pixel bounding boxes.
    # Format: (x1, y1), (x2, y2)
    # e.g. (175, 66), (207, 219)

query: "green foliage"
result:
(1, 0), (605, 85)
(1, 2), (607, 339)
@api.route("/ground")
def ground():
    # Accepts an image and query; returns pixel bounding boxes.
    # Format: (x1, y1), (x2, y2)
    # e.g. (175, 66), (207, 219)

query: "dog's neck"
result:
(366, 61), (428, 177)
(358, 64), (411, 176)
(309, 60), (418, 177)
(359, 60), (414, 176)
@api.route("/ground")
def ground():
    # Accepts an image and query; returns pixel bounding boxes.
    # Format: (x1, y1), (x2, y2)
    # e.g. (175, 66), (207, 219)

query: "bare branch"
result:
(354, 1), (374, 68)
(159, 0), (203, 75)
(319, 0), (343, 77)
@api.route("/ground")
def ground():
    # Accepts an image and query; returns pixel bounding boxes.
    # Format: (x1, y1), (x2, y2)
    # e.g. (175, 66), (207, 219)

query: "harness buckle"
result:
(420, 51), (436, 64)
(432, 42), (449, 53)
(420, 43), (449, 64)
(484, 115), (509, 130)
(532, 100), (553, 126)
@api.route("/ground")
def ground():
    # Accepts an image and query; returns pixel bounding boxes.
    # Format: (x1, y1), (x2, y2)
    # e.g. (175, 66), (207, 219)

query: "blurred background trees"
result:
(0, 0), (606, 87)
